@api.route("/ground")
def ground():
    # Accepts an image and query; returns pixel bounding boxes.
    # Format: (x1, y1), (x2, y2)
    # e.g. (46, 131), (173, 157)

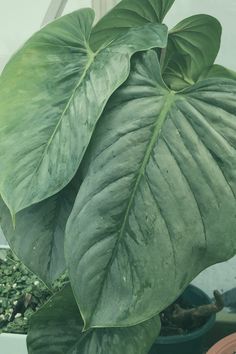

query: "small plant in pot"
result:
(0, 0), (236, 353)
(150, 285), (224, 354)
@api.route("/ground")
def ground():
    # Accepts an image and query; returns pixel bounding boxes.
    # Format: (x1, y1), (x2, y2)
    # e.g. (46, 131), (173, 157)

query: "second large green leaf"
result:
(0, 8), (167, 215)
(27, 285), (160, 354)
(65, 50), (236, 329)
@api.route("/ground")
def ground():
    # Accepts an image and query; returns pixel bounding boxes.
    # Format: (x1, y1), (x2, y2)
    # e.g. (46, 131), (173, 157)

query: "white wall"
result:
(92, 0), (118, 22)
(63, 0), (91, 15)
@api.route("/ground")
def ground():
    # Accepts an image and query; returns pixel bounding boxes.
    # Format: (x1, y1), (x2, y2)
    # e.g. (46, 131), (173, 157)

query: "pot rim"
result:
(155, 284), (216, 344)
(207, 333), (236, 353)
(0, 245), (10, 249)
(0, 333), (27, 338)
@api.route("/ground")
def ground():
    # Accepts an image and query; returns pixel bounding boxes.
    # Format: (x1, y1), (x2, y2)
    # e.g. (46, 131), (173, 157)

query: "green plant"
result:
(0, 0), (236, 353)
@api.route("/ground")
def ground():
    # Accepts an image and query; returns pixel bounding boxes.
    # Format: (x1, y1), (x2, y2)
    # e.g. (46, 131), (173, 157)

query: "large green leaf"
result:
(0, 174), (80, 285)
(27, 284), (161, 354)
(163, 15), (222, 90)
(91, 0), (175, 50)
(65, 50), (236, 329)
(0, 8), (167, 215)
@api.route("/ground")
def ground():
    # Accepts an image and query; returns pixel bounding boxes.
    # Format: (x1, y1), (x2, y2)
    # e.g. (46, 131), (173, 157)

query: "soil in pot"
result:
(0, 249), (67, 334)
(149, 285), (223, 354)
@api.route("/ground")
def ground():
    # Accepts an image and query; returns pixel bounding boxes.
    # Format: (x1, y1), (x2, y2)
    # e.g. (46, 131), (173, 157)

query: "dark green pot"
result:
(149, 285), (216, 354)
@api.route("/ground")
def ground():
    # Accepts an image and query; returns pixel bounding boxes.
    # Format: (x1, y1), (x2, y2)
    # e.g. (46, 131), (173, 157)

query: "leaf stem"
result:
(160, 47), (167, 72)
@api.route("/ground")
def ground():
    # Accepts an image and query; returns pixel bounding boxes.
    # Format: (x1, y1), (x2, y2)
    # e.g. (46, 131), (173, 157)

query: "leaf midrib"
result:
(120, 92), (176, 236)
(89, 91), (176, 327)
